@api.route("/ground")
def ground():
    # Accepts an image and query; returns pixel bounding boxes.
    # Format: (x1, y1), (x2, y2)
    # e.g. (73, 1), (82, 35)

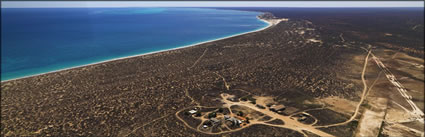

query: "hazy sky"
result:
(2, 1), (424, 8)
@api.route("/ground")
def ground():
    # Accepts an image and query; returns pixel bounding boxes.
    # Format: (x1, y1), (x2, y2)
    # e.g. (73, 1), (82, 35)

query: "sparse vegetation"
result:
(1, 9), (423, 137)
(218, 108), (224, 113)
(237, 111), (244, 117)
(208, 112), (217, 118)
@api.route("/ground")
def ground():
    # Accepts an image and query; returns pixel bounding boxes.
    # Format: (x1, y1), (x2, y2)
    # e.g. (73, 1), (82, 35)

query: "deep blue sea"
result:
(1, 8), (268, 81)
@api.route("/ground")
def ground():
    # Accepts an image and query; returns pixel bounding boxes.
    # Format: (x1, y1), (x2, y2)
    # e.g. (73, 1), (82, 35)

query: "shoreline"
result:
(1, 16), (272, 83)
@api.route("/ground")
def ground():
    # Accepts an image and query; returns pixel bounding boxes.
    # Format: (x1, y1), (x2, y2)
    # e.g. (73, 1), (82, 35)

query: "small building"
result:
(237, 120), (242, 125)
(227, 97), (236, 101)
(298, 116), (307, 121)
(270, 104), (286, 112)
(210, 118), (221, 124)
(266, 103), (274, 107)
(226, 117), (242, 126)
(256, 104), (266, 109)
(203, 120), (213, 128)
(188, 110), (197, 114)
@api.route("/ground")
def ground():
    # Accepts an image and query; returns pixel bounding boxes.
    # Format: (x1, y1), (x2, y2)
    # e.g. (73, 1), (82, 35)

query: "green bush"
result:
(237, 111), (244, 116)
(218, 108), (224, 113)
(208, 112), (217, 118)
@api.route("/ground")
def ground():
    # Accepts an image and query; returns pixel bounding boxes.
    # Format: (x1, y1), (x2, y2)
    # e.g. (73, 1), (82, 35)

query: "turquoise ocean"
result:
(1, 8), (268, 81)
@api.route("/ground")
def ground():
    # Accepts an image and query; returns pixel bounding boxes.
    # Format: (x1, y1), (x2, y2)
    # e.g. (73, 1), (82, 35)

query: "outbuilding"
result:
(210, 118), (221, 124)
(256, 104), (266, 109)
(270, 104), (286, 112)
(226, 117), (242, 126)
(188, 109), (197, 114)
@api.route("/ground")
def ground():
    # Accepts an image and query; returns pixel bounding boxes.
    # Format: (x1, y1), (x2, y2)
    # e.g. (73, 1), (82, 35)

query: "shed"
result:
(256, 104), (266, 109)
(270, 104), (286, 112)
(226, 117), (241, 126)
(210, 118), (221, 124)
(188, 110), (197, 114)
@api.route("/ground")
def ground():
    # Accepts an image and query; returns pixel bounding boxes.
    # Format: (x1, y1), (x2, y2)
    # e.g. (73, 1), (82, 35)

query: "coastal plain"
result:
(1, 8), (424, 136)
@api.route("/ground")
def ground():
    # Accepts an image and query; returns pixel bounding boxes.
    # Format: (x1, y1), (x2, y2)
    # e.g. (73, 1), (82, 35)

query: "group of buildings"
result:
(185, 95), (307, 130)
(186, 107), (248, 129)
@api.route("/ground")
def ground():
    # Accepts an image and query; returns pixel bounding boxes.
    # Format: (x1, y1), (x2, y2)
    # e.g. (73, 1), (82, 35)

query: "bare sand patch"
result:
(315, 96), (357, 116)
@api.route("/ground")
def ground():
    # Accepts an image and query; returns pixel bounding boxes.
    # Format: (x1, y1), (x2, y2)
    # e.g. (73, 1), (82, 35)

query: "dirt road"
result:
(316, 50), (372, 128)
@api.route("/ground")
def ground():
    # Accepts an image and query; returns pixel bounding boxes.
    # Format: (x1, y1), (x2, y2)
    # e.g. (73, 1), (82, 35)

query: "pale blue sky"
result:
(2, 1), (424, 8)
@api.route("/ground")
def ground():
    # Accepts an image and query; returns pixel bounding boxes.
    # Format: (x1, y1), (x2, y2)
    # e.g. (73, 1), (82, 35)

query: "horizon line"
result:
(2, 1), (424, 8)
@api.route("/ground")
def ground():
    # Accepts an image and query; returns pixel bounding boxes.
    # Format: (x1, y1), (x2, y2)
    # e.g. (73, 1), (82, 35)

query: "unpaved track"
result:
(370, 53), (424, 123)
(316, 50), (371, 128)
(220, 94), (334, 137)
(175, 49), (377, 136)
(188, 48), (208, 69)
(365, 71), (383, 97)
(123, 113), (173, 137)
(214, 72), (230, 90)
(339, 33), (345, 42)
(184, 89), (199, 106)
(175, 92), (335, 137)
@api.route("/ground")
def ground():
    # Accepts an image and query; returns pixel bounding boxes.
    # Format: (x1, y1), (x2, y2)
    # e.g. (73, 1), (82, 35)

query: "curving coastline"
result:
(2, 7), (423, 137)
(1, 15), (273, 83)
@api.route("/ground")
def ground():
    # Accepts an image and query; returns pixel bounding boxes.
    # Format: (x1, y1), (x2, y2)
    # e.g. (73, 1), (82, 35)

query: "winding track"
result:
(315, 50), (371, 128)
(174, 18), (387, 136)
(174, 49), (374, 136)
(214, 72), (230, 90)
(175, 92), (334, 137)
(339, 33), (345, 42)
